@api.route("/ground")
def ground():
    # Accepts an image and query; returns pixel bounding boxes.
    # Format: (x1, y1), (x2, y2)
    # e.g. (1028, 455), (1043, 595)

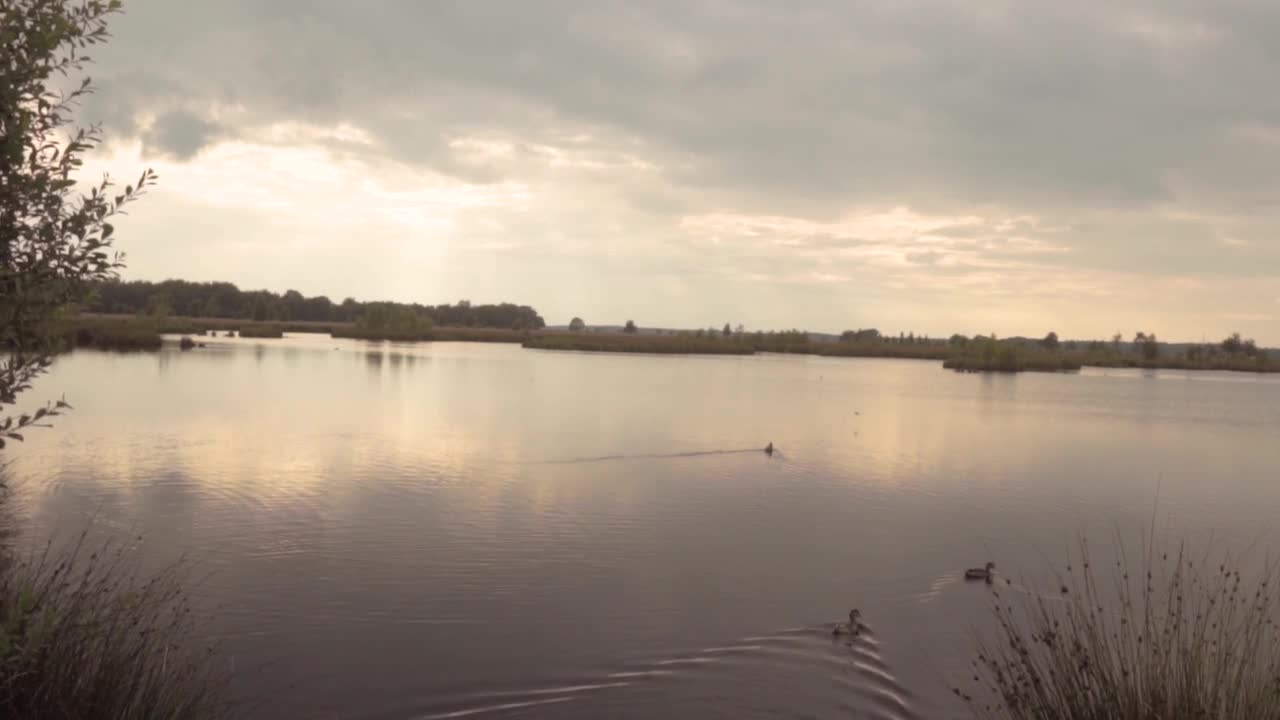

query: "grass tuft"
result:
(965, 539), (1280, 719)
(0, 535), (232, 719)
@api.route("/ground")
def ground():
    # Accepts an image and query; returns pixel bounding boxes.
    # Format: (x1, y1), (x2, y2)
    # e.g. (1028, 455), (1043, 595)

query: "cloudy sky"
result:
(83, 1), (1280, 341)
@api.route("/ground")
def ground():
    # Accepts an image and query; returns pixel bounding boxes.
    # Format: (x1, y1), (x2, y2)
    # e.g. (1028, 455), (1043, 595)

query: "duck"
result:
(965, 562), (995, 582)
(764, 442), (774, 456)
(832, 609), (864, 636)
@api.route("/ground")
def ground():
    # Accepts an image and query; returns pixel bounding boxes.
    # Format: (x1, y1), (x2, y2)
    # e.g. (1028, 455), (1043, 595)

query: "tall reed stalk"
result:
(0, 533), (232, 719)
(964, 538), (1280, 719)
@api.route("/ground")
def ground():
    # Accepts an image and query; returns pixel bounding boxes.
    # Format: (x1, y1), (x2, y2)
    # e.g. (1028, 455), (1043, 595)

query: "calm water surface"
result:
(8, 336), (1280, 718)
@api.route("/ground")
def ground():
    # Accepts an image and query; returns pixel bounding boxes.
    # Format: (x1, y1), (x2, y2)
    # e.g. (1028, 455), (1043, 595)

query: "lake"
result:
(7, 336), (1280, 719)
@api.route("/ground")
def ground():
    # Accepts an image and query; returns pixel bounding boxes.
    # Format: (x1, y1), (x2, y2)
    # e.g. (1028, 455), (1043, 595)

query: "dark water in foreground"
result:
(8, 336), (1280, 719)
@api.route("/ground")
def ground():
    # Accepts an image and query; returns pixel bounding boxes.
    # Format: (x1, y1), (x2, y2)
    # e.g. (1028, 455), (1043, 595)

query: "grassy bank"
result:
(0, 537), (231, 719)
(965, 540), (1280, 719)
(523, 333), (755, 355)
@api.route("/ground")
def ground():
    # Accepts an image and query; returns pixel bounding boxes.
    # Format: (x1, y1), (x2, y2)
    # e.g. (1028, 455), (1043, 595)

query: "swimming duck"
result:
(965, 562), (995, 582)
(764, 442), (774, 456)
(832, 609), (864, 636)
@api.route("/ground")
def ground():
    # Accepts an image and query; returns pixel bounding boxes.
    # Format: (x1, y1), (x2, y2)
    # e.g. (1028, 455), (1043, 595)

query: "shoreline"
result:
(65, 314), (1280, 375)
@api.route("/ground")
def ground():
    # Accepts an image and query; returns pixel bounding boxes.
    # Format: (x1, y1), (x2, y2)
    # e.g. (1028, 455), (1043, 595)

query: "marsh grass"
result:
(0, 534), (232, 719)
(964, 538), (1280, 719)
(235, 324), (283, 339)
(60, 316), (162, 351)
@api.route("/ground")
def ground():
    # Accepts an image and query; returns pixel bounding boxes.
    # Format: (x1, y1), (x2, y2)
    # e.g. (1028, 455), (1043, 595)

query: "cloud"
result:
(70, 0), (1280, 341)
(142, 110), (224, 160)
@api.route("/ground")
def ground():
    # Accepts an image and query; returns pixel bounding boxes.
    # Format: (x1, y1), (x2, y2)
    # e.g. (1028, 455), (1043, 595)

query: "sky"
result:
(79, 0), (1280, 342)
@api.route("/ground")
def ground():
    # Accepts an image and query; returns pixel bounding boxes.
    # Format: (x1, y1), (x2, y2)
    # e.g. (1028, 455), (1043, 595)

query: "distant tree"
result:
(735, 323), (745, 337)
(1041, 331), (1060, 351)
(722, 323), (732, 337)
(948, 333), (969, 346)
(1112, 333), (1123, 351)
(1141, 333), (1160, 361)
(1243, 338), (1259, 357)
(569, 317), (586, 332)
(1222, 332), (1244, 356)
(624, 320), (637, 334)
(146, 294), (172, 318)
(1064, 340), (1078, 352)
(1087, 340), (1103, 352)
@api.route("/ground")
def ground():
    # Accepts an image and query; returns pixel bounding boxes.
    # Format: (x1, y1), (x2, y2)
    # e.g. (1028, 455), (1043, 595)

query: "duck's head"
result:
(849, 608), (862, 623)
(986, 562), (996, 571)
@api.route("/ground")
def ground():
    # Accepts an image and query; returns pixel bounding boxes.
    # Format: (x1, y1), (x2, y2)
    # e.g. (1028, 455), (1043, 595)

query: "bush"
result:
(0, 536), (231, 719)
(964, 539), (1280, 719)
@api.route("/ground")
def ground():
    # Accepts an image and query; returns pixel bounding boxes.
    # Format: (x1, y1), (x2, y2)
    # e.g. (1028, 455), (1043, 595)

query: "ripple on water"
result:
(384, 624), (919, 720)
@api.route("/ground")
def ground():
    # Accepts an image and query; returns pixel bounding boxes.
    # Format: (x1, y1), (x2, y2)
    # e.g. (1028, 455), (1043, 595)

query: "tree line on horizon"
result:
(82, 279), (546, 330)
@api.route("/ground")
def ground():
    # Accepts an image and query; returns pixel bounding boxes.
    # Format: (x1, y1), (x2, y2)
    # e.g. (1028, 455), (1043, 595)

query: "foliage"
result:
(1, 0), (154, 448)
(0, 535), (231, 719)
(841, 328), (882, 343)
(623, 320), (637, 334)
(944, 336), (1081, 373)
(1040, 331), (1059, 350)
(568, 317), (585, 332)
(85, 279), (546, 329)
(332, 302), (434, 341)
(964, 539), (1280, 720)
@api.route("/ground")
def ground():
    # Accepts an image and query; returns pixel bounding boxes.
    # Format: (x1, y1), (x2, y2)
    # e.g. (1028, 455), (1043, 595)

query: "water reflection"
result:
(6, 340), (1280, 719)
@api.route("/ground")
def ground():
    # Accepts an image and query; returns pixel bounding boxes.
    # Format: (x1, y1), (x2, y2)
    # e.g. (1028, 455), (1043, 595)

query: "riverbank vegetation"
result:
(57, 313), (1278, 374)
(964, 540), (1280, 720)
(85, 279), (545, 329)
(523, 333), (754, 355)
(0, 538), (232, 719)
(944, 336), (1083, 373)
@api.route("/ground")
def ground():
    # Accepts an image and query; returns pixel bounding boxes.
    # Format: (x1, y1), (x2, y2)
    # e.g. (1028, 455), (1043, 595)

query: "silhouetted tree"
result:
(624, 320), (637, 334)
(722, 323), (732, 337)
(1141, 333), (1160, 361)
(1222, 332), (1244, 356)
(1041, 331), (1059, 350)
(569, 317), (585, 332)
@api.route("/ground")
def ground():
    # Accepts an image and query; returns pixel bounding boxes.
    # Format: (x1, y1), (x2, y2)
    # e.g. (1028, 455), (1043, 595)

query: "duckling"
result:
(832, 608), (864, 636)
(965, 561), (995, 582)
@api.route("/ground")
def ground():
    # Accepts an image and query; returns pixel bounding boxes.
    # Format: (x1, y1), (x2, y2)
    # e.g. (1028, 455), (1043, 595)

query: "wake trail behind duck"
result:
(536, 448), (766, 464)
